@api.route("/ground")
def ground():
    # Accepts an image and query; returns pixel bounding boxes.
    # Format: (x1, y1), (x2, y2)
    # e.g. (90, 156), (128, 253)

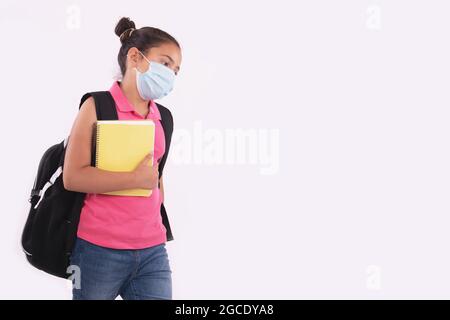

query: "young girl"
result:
(63, 17), (182, 300)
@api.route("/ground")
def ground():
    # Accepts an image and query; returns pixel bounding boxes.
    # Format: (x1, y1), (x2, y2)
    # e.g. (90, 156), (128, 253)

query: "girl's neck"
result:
(119, 73), (149, 112)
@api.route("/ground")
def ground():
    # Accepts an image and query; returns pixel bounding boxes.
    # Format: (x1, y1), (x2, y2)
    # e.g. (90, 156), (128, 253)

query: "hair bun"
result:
(114, 17), (136, 43)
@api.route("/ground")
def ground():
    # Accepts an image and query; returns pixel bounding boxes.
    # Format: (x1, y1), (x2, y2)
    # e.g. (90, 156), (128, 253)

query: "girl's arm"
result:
(160, 176), (165, 203)
(63, 97), (139, 193)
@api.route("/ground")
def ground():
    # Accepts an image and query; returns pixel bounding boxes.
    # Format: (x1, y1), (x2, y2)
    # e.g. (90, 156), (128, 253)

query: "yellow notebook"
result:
(94, 120), (155, 197)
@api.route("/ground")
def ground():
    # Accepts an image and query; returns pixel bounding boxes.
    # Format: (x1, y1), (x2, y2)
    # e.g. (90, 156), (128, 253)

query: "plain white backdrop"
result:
(1, 0), (450, 299)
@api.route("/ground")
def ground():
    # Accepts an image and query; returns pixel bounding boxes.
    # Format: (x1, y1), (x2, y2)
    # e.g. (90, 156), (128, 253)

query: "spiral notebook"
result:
(93, 120), (155, 197)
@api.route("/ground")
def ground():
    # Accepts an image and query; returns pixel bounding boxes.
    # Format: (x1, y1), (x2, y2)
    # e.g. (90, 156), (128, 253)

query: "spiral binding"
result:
(91, 122), (99, 168)
(95, 123), (100, 168)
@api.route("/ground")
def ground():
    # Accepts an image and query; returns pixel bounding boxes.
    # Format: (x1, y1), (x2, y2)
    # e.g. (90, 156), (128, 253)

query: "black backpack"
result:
(21, 91), (174, 279)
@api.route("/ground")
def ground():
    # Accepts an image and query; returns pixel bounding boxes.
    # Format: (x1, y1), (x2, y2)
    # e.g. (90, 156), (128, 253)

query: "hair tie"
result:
(119, 28), (135, 41)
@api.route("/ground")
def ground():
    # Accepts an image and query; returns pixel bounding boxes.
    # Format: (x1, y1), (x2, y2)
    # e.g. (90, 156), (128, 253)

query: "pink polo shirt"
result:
(76, 81), (167, 249)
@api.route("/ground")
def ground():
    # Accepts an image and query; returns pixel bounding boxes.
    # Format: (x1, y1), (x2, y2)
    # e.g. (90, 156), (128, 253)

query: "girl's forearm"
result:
(64, 166), (137, 194)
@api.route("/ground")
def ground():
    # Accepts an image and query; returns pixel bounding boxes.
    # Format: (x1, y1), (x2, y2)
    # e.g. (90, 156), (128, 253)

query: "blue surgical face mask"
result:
(134, 50), (176, 100)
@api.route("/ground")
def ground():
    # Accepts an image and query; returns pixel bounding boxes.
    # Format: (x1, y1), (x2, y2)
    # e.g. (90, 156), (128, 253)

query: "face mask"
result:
(134, 50), (176, 100)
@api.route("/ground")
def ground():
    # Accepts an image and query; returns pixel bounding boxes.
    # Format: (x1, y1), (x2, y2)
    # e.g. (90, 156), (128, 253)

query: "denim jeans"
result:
(69, 237), (172, 300)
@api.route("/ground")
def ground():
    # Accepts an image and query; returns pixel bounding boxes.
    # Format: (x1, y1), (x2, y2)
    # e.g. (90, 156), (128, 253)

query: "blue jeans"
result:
(69, 237), (172, 300)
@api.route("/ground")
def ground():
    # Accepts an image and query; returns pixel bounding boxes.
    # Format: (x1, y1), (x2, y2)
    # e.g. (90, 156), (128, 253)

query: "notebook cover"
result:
(94, 120), (155, 197)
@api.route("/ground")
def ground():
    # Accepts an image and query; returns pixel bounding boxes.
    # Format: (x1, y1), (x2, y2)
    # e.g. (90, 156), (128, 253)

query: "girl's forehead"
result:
(150, 44), (181, 60)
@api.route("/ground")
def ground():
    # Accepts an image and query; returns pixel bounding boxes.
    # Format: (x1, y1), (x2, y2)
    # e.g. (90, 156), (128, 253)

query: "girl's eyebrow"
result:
(161, 54), (180, 72)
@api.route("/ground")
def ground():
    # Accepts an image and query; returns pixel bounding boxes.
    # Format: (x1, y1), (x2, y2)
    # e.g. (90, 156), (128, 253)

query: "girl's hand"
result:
(133, 152), (159, 190)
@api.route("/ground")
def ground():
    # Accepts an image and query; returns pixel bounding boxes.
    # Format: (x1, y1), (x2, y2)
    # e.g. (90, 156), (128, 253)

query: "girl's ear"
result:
(126, 47), (140, 66)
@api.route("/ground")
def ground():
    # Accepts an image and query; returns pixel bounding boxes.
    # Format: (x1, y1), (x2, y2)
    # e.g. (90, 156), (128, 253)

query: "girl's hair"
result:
(114, 17), (180, 76)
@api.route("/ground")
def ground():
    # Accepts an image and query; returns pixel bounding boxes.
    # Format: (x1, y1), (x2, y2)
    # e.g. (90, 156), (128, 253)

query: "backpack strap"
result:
(155, 102), (174, 242)
(79, 91), (118, 120)
(154, 102), (174, 181)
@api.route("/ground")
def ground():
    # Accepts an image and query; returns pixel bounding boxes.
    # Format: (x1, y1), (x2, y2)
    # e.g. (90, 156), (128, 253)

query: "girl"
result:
(63, 17), (182, 300)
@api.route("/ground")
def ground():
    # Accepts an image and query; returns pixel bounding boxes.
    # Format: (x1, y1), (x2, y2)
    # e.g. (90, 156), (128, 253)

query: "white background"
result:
(1, 0), (450, 299)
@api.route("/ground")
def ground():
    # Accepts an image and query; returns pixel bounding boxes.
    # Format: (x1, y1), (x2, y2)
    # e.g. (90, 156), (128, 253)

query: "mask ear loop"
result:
(126, 51), (150, 74)
(138, 50), (152, 64)
(135, 50), (152, 75)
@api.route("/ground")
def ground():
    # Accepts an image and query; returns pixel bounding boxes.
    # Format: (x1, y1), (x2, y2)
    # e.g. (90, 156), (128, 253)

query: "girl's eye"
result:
(162, 61), (177, 75)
